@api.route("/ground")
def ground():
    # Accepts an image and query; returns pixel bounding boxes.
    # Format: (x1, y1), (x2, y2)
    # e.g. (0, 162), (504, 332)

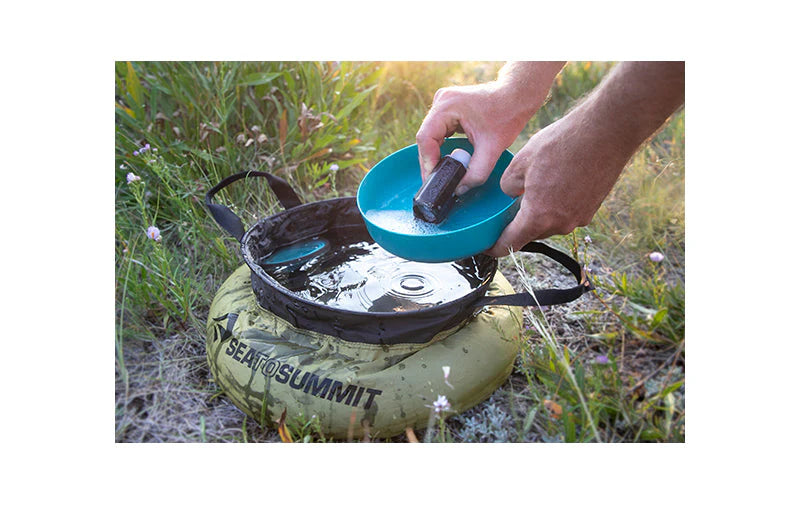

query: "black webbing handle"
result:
(473, 241), (594, 309)
(205, 170), (303, 242)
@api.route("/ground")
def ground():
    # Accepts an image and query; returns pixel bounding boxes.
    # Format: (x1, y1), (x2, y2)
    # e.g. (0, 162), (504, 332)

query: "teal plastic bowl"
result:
(357, 137), (519, 262)
(258, 238), (329, 267)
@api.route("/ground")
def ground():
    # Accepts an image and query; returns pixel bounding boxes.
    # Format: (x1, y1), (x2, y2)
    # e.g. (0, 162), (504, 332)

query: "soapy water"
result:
(260, 234), (489, 313)
(364, 209), (442, 235)
(364, 180), (510, 234)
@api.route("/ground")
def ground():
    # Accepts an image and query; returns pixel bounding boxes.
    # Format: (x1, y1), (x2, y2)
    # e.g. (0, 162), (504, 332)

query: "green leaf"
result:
(282, 71), (296, 95)
(115, 103), (135, 119)
(564, 408), (576, 442)
(662, 379), (684, 396)
(335, 85), (377, 121)
(360, 65), (387, 87)
(522, 408), (537, 434)
(240, 72), (280, 86)
(330, 158), (367, 170)
(187, 147), (215, 161)
(126, 62), (144, 111)
(279, 109), (287, 157)
(629, 301), (657, 316)
(652, 307), (668, 326)
(640, 429), (663, 441)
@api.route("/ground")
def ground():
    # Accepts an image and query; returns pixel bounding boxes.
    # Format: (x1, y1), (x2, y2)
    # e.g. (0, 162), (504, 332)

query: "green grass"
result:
(115, 61), (684, 443)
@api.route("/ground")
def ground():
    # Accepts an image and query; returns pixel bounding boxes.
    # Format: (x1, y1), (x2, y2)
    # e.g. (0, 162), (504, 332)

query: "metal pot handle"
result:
(472, 241), (594, 310)
(205, 170), (303, 242)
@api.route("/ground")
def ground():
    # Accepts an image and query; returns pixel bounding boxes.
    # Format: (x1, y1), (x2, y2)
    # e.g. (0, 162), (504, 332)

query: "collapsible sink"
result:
(358, 137), (519, 263)
(205, 170), (593, 439)
(207, 263), (522, 439)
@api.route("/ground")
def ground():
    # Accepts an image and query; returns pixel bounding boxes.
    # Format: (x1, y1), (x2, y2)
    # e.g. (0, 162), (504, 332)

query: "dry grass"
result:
(115, 332), (279, 443)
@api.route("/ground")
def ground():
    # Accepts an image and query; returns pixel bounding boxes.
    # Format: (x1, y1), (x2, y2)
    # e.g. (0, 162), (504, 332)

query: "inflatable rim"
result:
(206, 264), (524, 440)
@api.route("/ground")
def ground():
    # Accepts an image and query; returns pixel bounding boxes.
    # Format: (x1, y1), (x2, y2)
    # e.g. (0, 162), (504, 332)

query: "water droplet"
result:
(400, 276), (424, 291)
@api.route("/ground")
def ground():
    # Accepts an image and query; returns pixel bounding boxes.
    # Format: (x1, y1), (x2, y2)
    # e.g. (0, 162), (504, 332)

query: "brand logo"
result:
(222, 336), (382, 410)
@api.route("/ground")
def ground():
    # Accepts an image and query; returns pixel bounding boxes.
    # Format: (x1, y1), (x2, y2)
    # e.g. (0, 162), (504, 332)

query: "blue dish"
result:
(259, 238), (329, 267)
(357, 138), (519, 262)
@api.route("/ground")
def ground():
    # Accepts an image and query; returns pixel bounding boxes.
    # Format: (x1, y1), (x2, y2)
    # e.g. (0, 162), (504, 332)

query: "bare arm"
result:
(487, 61), (685, 255)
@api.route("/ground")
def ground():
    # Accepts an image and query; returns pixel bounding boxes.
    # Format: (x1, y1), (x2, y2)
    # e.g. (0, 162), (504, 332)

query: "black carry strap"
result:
(473, 241), (594, 309)
(205, 170), (303, 242)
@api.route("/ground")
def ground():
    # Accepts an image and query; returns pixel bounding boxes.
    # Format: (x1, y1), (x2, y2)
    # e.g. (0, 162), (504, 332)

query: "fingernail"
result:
(455, 185), (469, 196)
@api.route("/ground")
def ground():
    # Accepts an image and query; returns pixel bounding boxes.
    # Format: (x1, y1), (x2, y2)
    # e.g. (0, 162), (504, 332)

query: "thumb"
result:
(499, 156), (526, 198)
(455, 140), (504, 196)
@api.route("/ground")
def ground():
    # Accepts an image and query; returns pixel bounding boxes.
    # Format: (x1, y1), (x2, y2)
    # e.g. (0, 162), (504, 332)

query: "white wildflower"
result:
(431, 395), (451, 414)
(442, 366), (453, 389)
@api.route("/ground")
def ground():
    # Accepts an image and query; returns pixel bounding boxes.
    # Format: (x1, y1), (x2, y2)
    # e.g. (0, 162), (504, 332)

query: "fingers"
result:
(454, 140), (504, 196)
(417, 84), (506, 190)
(416, 106), (457, 181)
(415, 122), (444, 181)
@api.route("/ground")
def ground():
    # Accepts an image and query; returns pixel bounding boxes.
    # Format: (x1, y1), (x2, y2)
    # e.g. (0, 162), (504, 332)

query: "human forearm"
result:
(494, 61), (566, 117)
(487, 61), (685, 255)
(570, 61), (685, 163)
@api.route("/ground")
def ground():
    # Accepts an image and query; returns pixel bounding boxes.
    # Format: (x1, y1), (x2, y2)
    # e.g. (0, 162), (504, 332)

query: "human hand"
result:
(415, 62), (564, 196)
(484, 113), (630, 256)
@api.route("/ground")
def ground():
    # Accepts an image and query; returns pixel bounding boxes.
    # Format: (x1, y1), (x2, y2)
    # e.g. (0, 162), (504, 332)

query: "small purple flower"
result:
(649, 251), (665, 263)
(146, 226), (162, 242)
(329, 164), (339, 173)
(143, 143), (150, 151)
(126, 172), (141, 184)
(595, 354), (609, 364)
(119, 164), (125, 170)
(584, 235), (592, 244)
(133, 150), (139, 156)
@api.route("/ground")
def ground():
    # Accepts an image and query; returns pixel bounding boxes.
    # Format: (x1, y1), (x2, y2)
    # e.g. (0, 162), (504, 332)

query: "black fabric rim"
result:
(240, 197), (498, 345)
